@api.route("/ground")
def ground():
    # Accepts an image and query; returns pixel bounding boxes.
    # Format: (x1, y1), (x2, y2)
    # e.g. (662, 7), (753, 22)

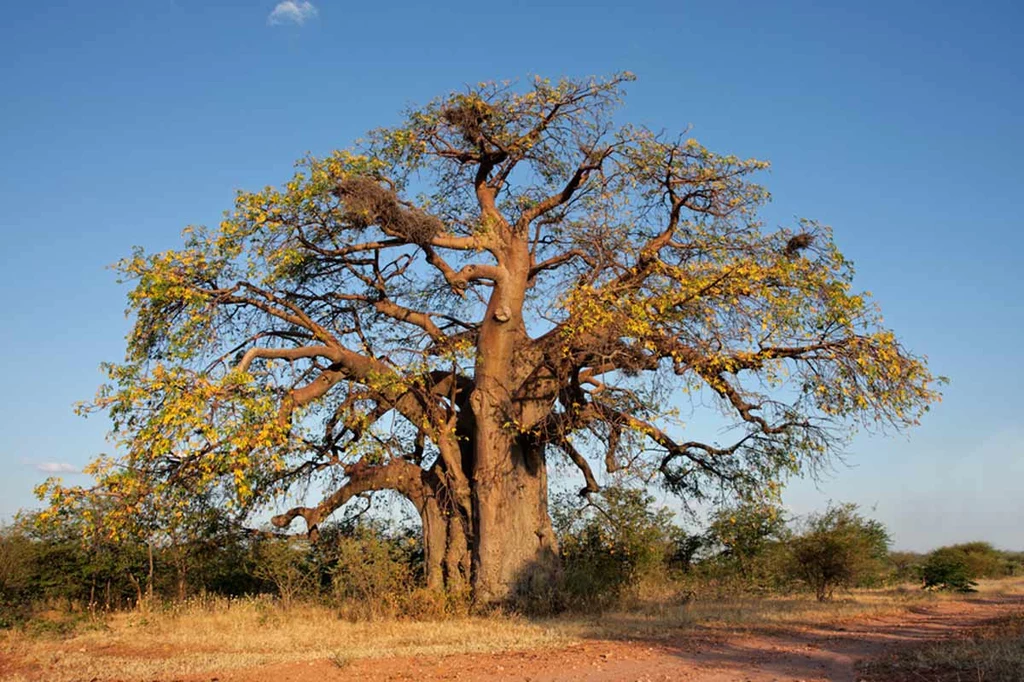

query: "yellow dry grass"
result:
(1, 599), (573, 682)
(3, 577), (1023, 682)
(581, 576), (1024, 640)
(862, 603), (1024, 681)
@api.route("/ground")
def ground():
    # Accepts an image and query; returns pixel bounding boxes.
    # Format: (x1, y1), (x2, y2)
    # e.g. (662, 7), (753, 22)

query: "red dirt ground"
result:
(182, 595), (1021, 682)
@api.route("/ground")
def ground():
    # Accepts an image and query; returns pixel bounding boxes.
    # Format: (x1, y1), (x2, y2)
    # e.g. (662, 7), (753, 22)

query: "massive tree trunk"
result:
(422, 433), (557, 603)
(468, 237), (560, 605)
(472, 431), (559, 604)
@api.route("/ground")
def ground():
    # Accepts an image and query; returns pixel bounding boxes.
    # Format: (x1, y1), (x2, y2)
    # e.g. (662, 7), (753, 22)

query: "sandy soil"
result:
(174, 595), (1020, 682)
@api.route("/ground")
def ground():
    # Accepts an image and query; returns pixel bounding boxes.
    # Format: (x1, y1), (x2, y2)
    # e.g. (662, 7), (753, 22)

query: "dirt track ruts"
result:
(187, 595), (1021, 682)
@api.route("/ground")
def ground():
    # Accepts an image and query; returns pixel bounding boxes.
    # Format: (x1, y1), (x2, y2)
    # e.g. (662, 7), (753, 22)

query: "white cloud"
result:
(268, 0), (318, 26)
(35, 462), (79, 474)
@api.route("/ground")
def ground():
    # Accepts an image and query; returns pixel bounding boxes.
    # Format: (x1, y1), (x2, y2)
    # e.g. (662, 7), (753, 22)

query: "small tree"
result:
(920, 546), (980, 592)
(788, 503), (889, 601)
(703, 501), (788, 583)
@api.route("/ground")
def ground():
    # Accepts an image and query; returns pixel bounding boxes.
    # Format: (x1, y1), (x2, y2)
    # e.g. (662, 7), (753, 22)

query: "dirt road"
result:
(194, 595), (1019, 682)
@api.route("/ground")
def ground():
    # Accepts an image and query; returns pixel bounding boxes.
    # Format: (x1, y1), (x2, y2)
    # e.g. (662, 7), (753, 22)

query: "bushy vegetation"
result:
(696, 501), (791, 594)
(916, 542), (1008, 592)
(0, 507), (449, 626)
(920, 547), (979, 593)
(3, 489), (1022, 628)
(787, 503), (890, 601)
(553, 487), (682, 610)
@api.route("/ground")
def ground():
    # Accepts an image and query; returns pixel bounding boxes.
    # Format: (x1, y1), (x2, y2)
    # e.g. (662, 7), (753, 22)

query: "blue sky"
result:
(1, 0), (1021, 551)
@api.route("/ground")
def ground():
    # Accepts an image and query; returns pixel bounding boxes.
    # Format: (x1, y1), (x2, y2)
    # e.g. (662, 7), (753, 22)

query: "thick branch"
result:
(373, 299), (445, 341)
(528, 249), (595, 281)
(235, 345), (340, 373)
(421, 244), (504, 294)
(270, 458), (430, 534)
(554, 435), (600, 496)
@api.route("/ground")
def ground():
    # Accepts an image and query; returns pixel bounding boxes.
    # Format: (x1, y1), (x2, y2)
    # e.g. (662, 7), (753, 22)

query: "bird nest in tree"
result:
(335, 176), (441, 245)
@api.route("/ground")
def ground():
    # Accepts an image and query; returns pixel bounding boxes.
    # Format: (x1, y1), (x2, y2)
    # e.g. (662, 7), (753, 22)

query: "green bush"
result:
(787, 503), (890, 601)
(946, 542), (1006, 579)
(553, 487), (679, 610)
(0, 527), (37, 605)
(693, 501), (792, 595)
(921, 546), (979, 592)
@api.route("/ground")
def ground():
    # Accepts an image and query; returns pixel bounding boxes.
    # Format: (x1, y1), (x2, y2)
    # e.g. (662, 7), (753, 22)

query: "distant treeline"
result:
(2, 489), (1021, 625)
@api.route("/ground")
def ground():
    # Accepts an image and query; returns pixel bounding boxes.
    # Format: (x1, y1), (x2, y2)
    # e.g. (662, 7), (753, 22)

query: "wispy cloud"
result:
(35, 462), (79, 474)
(268, 0), (318, 26)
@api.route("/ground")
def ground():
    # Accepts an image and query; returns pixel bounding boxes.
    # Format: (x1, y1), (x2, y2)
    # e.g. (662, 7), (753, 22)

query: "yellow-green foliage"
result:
(31, 74), (942, 592)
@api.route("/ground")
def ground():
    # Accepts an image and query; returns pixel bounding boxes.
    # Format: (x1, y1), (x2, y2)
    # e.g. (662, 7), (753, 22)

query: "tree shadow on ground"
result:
(574, 596), (1021, 681)
(509, 560), (1024, 682)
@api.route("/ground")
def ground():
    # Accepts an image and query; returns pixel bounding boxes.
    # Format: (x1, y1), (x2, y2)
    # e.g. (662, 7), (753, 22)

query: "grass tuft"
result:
(328, 650), (351, 669)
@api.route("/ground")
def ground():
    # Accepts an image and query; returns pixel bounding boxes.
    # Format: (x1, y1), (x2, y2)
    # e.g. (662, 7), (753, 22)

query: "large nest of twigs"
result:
(335, 176), (441, 244)
(440, 99), (493, 147)
(784, 232), (815, 258)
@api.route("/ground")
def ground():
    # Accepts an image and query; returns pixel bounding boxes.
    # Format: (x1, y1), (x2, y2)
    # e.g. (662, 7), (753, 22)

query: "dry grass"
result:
(862, 609), (1024, 681)
(572, 577), (1024, 641)
(3, 577), (1023, 682)
(1, 596), (573, 682)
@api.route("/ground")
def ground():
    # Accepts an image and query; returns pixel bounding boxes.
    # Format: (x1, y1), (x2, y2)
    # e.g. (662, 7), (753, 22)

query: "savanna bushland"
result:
(12, 72), (1023, 682)
(31, 74), (942, 608)
(5, 493), (1024, 681)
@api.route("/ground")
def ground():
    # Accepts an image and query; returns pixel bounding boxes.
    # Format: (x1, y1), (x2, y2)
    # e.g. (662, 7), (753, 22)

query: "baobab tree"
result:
(39, 74), (941, 604)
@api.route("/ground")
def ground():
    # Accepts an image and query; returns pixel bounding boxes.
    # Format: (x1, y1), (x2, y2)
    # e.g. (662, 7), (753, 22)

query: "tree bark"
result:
(176, 556), (187, 601)
(461, 229), (560, 605)
(421, 496), (447, 592)
(127, 572), (143, 609)
(472, 432), (559, 604)
(146, 541), (154, 602)
(443, 511), (471, 592)
(420, 494), (471, 593)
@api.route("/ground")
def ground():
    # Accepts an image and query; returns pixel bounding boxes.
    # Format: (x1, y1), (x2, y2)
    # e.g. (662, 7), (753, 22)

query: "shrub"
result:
(946, 542), (1006, 579)
(251, 536), (319, 607)
(328, 527), (414, 617)
(696, 501), (791, 594)
(0, 527), (37, 627)
(0, 527), (36, 603)
(787, 503), (890, 601)
(553, 487), (679, 610)
(921, 547), (979, 592)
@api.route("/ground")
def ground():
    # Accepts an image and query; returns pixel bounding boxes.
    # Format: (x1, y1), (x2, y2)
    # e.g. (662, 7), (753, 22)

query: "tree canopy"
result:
(38, 73), (941, 602)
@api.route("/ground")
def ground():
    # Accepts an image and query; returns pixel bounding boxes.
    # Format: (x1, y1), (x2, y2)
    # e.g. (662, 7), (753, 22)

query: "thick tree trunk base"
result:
(472, 437), (560, 606)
